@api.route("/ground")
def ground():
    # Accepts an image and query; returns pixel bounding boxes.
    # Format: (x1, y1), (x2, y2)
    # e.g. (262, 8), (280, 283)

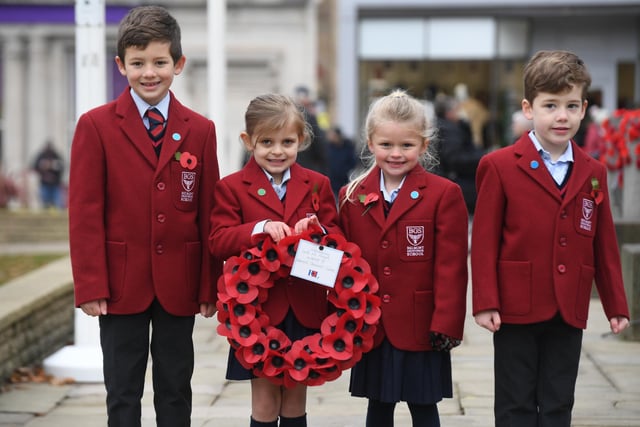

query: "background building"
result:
(336, 0), (640, 147)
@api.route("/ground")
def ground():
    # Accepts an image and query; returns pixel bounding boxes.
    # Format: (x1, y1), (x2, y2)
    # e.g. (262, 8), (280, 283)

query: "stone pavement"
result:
(1, 252), (639, 426)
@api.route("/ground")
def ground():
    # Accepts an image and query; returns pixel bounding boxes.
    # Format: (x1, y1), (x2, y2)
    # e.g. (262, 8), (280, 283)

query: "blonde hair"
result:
(243, 93), (312, 150)
(342, 89), (436, 205)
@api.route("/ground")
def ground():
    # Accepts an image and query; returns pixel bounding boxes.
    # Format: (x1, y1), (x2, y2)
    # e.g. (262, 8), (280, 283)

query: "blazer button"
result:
(156, 182), (166, 191)
(560, 210), (568, 219)
(559, 236), (567, 246)
(157, 213), (166, 223)
(557, 264), (566, 273)
(383, 266), (391, 276)
(381, 240), (390, 249)
(155, 244), (164, 254)
(382, 294), (391, 303)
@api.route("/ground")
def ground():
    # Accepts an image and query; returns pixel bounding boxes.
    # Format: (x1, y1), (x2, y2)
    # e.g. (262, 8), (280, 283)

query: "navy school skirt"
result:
(349, 337), (453, 405)
(225, 308), (319, 380)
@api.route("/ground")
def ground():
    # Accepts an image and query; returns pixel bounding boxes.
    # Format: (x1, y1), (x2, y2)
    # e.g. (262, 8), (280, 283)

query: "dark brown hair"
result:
(116, 6), (182, 64)
(523, 50), (591, 103)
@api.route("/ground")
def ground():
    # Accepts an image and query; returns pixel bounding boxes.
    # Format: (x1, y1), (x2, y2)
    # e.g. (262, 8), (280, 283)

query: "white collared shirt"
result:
(130, 89), (170, 129)
(379, 172), (405, 203)
(529, 131), (573, 185)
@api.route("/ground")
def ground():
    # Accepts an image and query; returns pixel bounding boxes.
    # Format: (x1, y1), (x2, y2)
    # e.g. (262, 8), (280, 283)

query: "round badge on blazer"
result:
(172, 133), (181, 141)
(530, 160), (539, 169)
(410, 190), (419, 200)
(257, 188), (266, 196)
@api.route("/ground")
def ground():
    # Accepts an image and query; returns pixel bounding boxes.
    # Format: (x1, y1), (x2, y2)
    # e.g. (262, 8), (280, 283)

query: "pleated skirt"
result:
(349, 337), (453, 405)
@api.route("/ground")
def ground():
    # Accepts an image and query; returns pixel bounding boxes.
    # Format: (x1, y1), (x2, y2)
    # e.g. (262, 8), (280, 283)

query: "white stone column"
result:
(2, 35), (26, 175)
(207, 0), (229, 175)
(27, 34), (49, 161)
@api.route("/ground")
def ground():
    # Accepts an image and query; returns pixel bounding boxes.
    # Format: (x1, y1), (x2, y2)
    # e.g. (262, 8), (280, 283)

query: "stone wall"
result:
(0, 257), (74, 383)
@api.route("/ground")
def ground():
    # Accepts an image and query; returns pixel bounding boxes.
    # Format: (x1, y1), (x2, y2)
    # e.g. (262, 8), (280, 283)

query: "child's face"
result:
(522, 85), (587, 156)
(241, 122), (301, 185)
(367, 120), (428, 188)
(115, 41), (185, 106)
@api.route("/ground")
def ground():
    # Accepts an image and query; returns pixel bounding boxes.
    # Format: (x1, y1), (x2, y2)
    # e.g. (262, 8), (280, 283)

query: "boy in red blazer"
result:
(68, 6), (221, 426)
(471, 50), (630, 427)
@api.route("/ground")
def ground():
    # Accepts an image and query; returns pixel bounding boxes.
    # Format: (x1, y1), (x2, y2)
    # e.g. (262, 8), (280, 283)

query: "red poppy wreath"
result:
(216, 227), (381, 388)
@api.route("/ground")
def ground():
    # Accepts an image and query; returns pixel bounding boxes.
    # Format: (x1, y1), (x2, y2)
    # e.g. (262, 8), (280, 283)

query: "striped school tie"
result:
(146, 107), (165, 145)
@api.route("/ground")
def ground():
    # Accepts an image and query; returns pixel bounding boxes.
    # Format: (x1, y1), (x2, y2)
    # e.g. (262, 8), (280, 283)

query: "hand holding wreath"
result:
(216, 227), (381, 388)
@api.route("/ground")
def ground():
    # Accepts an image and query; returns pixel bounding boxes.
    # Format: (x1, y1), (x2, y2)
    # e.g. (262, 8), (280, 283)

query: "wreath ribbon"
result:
(216, 227), (381, 387)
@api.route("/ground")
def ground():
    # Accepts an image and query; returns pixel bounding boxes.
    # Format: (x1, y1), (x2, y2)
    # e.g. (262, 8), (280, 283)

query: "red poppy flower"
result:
(363, 293), (382, 324)
(321, 329), (354, 361)
(239, 333), (269, 365)
(285, 340), (316, 382)
(227, 300), (257, 325)
(179, 151), (198, 170)
(229, 318), (261, 347)
(259, 237), (282, 272)
(237, 260), (271, 286)
(224, 273), (259, 304)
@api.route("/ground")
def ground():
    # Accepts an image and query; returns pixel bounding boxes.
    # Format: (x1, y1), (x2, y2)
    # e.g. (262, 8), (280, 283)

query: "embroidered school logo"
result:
(580, 198), (594, 231)
(181, 171), (196, 202)
(406, 225), (424, 257)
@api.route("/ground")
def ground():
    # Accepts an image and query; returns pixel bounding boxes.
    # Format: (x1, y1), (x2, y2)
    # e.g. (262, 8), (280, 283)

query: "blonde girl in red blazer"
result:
(338, 90), (468, 427)
(209, 93), (340, 427)
(471, 50), (630, 427)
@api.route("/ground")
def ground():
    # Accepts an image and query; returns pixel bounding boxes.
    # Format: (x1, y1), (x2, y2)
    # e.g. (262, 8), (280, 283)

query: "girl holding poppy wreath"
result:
(209, 93), (341, 427)
(338, 90), (469, 426)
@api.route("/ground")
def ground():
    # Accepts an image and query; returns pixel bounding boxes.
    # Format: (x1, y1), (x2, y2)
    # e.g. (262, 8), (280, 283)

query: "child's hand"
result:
(200, 303), (216, 318)
(474, 309), (501, 332)
(609, 316), (630, 334)
(80, 299), (107, 317)
(264, 220), (292, 242)
(293, 215), (321, 234)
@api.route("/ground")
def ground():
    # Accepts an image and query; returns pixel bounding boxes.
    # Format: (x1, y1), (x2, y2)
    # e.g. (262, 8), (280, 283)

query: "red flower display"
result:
(216, 228), (381, 387)
(601, 109), (640, 184)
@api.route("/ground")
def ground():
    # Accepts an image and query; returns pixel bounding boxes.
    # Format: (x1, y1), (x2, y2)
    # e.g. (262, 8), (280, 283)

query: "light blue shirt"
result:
(529, 131), (573, 185)
(130, 89), (170, 129)
(379, 172), (404, 203)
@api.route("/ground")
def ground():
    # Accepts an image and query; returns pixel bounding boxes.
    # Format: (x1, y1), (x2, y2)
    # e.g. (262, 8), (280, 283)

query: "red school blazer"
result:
(471, 134), (629, 329)
(69, 88), (221, 316)
(208, 157), (341, 328)
(338, 165), (469, 352)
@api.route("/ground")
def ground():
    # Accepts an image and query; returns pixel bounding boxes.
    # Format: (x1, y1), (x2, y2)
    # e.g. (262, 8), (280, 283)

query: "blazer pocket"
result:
(413, 290), (434, 345)
(171, 160), (201, 212)
(106, 241), (127, 302)
(575, 265), (595, 321)
(497, 260), (531, 315)
(185, 241), (202, 302)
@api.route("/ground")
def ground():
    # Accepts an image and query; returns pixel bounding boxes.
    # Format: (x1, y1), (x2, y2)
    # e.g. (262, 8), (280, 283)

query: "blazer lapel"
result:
(244, 158), (283, 217)
(514, 135), (562, 203)
(156, 93), (189, 174)
(283, 164), (310, 224)
(356, 168), (386, 230)
(562, 142), (594, 204)
(383, 167), (426, 234)
(116, 90), (158, 168)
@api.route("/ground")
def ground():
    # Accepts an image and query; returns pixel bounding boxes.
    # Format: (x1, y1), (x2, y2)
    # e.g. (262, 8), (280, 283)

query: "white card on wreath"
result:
(290, 239), (344, 288)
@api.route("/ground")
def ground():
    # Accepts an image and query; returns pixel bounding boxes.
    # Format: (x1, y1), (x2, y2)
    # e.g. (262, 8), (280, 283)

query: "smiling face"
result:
(115, 40), (185, 106)
(522, 85), (587, 158)
(367, 120), (428, 190)
(242, 121), (301, 185)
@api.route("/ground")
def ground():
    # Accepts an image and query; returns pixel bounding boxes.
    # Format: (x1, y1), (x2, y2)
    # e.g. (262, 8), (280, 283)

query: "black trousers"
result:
(99, 299), (195, 427)
(493, 314), (583, 427)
